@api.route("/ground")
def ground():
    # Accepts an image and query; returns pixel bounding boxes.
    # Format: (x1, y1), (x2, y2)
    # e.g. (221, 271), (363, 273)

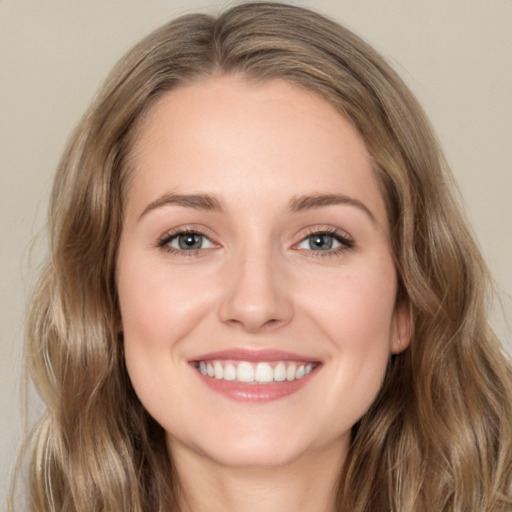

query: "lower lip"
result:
(194, 368), (318, 402)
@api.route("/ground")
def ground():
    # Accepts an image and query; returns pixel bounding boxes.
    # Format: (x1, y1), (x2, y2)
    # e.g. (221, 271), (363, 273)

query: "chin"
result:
(197, 442), (307, 469)
(167, 419), (344, 470)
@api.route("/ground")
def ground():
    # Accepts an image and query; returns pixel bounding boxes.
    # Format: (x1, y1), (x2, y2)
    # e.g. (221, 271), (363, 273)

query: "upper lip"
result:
(190, 348), (320, 363)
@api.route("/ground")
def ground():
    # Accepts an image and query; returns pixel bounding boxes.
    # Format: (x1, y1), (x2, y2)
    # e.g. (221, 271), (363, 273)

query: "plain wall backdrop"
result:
(1, 0), (511, 506)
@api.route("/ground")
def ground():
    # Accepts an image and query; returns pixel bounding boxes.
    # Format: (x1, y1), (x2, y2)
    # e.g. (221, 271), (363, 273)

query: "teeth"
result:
(274, 362), (286, 382)
(255, 362), (274, 383)
(237, 362), (254, 383)
(286, 362), (297, 381)
(197, 360), (315, 384)
(214, 361), (223, 380)
(223, 363), (237, 381)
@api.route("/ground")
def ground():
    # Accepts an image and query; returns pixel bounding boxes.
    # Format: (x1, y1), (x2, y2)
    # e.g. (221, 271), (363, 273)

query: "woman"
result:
(13, 2), (512, 511)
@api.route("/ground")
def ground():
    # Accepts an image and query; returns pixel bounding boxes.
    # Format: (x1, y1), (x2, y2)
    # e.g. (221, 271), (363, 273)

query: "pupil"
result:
(179, 234), (201, 249)
(311, 234), (333, 250)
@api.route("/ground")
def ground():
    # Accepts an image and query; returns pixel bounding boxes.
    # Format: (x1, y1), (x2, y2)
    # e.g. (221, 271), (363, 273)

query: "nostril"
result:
(225, 316), (282, 333)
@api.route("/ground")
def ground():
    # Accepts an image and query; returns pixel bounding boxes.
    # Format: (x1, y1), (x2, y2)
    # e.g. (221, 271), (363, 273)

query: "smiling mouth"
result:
(194, 360), (317, 384)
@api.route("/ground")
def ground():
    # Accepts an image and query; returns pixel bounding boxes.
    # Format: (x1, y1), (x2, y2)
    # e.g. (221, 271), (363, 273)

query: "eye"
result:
(298, 233), (340, 251)
(295, 230), (353, 253)
(159, 230), (215, 252)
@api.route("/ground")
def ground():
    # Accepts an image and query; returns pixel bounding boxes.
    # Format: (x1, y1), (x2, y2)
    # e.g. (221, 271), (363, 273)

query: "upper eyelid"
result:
(158, 225), (217, 242)
(294, 225), (353, 243)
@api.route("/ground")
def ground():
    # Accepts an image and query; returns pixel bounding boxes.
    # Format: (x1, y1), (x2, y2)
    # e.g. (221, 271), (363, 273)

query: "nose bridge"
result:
(218, 234), (293, 332)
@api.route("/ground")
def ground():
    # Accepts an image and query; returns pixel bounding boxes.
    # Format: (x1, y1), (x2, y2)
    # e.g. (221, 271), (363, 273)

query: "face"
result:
(117, 76), (409, 470)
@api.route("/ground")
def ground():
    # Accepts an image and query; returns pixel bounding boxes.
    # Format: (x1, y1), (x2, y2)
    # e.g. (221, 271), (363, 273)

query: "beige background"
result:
(1, 0), (511, 505)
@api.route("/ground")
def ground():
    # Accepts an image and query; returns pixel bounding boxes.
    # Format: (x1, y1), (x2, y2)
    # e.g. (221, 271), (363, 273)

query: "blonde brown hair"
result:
(14, 2), (512, 511)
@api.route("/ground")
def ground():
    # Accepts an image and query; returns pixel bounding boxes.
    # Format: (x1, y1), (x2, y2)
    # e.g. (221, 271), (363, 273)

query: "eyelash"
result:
(156, 227), (354, 258)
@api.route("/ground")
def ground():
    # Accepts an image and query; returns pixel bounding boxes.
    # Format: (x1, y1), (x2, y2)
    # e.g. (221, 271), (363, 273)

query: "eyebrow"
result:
(288, 193), (376, 222)
(138, 192), (224, 220)
(138, 191), (375, 223)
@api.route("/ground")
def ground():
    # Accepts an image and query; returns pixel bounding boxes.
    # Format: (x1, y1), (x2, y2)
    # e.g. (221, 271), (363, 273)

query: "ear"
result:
(391, 302), (411, 354)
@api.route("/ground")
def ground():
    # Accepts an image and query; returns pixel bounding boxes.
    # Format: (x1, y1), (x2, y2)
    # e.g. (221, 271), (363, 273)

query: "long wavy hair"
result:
(12, 2), (512, 511)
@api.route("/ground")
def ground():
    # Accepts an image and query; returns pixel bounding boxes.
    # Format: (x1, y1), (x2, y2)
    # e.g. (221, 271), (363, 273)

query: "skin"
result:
(117, 75), (410, 512)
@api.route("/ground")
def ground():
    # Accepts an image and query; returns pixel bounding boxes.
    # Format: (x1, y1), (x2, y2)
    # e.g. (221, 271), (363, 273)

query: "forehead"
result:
(126, 75), (388, 228)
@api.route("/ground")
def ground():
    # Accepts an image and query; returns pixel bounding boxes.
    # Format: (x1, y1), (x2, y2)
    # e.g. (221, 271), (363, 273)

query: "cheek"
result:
(118, 256), (213, 347)
(296, 260), (397, 415)
(299, 259), (397, 346)
(117, 257), (212, 423)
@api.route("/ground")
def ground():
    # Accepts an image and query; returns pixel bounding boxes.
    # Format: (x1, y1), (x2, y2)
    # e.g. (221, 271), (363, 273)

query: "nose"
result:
(218, 248), (294, 333)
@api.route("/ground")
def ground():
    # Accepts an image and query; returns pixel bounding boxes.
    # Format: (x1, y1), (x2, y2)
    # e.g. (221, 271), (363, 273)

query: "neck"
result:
(171, 441), (346, 512)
